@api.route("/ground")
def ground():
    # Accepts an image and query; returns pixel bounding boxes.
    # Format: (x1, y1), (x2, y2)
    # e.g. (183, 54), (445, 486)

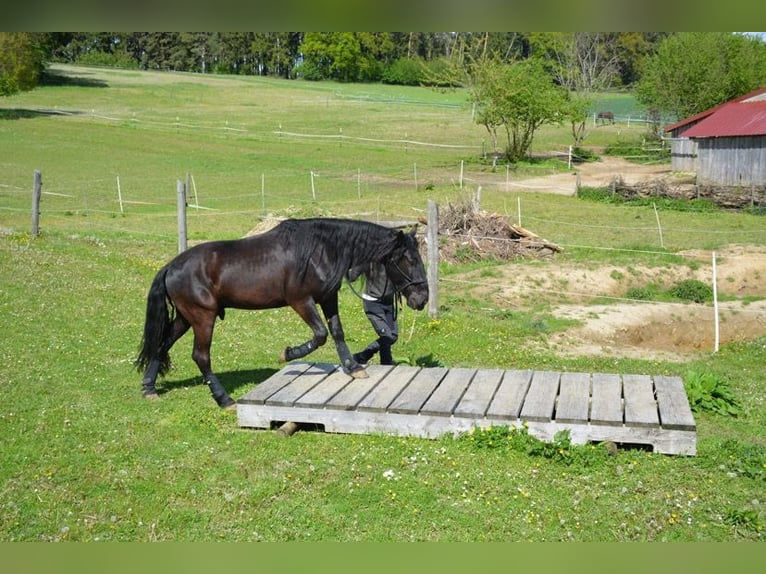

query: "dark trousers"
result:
(355, 298), (398, 365)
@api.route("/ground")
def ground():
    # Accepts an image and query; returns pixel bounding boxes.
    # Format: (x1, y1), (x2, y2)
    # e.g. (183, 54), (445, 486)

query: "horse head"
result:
(384, 226), (429, 311)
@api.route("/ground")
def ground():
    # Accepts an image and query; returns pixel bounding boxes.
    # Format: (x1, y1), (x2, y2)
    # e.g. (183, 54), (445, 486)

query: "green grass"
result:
(1, 65), (764, 542)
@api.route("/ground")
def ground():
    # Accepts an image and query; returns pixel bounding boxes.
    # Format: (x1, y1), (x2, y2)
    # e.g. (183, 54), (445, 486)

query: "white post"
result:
(357, 168), (361, 199)
(191, 174), (199, 211)
(310, 171), (316, 201)
(459, 160), (464, 189)
(261, 173), (265, 213)
(414, 163), (418, 191)
(177, 180), (187, 253)
(517, 195), (522, 227)
(653, 202), (664, 248)
(568, 145), (572, 170)
(32, 169), (42, 237)
(116, 175), (124, 214)
(712, 251), (719, 353)
(426, 199), (439, 320)
(506, 164), (510, 192)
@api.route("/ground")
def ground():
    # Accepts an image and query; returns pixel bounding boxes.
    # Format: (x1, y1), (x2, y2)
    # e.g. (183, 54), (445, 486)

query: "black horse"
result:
(135, 218), (428, 408)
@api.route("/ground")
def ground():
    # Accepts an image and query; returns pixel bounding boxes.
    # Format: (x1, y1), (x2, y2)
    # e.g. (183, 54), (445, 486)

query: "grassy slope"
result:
(0, 65), (763, 541)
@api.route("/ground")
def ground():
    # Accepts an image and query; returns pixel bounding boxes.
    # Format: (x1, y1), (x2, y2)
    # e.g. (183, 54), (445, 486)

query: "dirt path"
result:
(508, 156), (673, 196)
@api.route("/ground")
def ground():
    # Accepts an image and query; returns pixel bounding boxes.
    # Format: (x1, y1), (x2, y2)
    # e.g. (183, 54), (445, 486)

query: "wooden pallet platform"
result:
(236, 362), (697, 455)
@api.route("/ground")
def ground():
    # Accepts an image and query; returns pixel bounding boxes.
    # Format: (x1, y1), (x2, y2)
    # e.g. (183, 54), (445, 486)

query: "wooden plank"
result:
(654, 375), (696, 430)
(622, 374), (659, 427)
(486, 369), (532, 421)
(520, 371), (560, 422)
(420, 368), (476, 416)
(237, 362), (314, 405)
(357, 366), (420, 412)
(556, 372), (591, 424)
(324, 364), (394, 410)
(453, 368), (503, 418)
(265, 363), (337, 407)
(389, 367), (448, 414)
(590, 373), (623, 425)
(294, 366), (353, 408)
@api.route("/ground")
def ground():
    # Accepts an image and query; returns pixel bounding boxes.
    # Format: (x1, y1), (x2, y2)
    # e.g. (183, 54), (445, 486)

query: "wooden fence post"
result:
(32, 170), (42, 237)
(177, 180), (187, 253)
(426, 199), (439, 320)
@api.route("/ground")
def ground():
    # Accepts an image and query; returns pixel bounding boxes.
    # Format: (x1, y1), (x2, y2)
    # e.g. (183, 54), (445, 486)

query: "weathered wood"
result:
(238, 362), (314, 405)
(590, 373), (623, 425)
(453, 368), (503, 418)
(520, 370), (560, 422)
(486, 369), (532, 421)
(654, 375), (696, 431)
(420, 368), (476, 416)
(357, 366), (419, 412)
(266, 363), (337, 407)
(276, 421), (300, 437)
(237, 363), (697, 455)
(556, 372), (590, 423)
(623, 374), (659, 427)
(325, 364), (394, 410)
(294, 367), (352, 408)
(389, 367), (448, 414)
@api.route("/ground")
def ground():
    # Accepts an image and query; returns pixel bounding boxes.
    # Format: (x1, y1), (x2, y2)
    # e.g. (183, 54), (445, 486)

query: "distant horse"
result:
(597, 111), (615, 125)
(135, 218), (429, 408)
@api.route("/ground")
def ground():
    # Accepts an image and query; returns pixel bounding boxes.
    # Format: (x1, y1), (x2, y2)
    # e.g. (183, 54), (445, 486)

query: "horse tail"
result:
(135, 267), (174, 376)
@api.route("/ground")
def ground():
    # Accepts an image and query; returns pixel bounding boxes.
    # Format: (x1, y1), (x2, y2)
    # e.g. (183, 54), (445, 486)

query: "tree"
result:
(471, 58), (568, 161)
(0, 33), (46, 96)
(636, 32), (766, 120)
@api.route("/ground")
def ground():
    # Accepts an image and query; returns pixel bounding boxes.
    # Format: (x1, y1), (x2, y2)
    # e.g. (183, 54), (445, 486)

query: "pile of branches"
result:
(434, 196), (562, 263)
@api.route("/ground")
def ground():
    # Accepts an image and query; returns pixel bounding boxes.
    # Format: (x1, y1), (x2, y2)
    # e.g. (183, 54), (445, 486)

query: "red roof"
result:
(665, 87), (766, 138)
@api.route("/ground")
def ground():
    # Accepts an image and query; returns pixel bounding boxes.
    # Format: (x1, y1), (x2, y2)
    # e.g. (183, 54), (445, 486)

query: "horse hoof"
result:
(278, 349), (288, 363)
(223, 403), (237, 411)
(143, 392), (160, 401)
(351, 368), (369, 379)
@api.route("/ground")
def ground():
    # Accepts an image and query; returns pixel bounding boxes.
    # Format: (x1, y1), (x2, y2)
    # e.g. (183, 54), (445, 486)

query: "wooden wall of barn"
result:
(670, 138), (697, 172)
(695, 136), (766, 187)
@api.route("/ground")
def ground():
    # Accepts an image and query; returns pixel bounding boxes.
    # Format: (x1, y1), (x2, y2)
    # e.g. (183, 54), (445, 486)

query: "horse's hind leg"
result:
(190, 314), (235, 409)
(142, 315), (190, 399)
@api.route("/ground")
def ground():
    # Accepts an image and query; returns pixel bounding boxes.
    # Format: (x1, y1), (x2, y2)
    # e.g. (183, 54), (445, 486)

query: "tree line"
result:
(3, 32), (765, 162)
(12, 32), (667, 85)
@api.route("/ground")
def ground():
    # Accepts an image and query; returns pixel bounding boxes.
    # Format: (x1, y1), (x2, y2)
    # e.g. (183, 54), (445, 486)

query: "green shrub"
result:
(626, 285), (657, 300)
(382, 57), (425, 85)
(670, 279), (713, 303)
(684, 370), (740, 416)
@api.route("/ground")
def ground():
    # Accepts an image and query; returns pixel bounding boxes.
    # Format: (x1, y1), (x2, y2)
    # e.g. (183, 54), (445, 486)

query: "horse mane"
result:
(274, 218), (401, 292)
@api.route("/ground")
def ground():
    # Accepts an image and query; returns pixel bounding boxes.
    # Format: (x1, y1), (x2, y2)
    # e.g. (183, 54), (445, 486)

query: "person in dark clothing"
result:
(353, 262), (399, 366)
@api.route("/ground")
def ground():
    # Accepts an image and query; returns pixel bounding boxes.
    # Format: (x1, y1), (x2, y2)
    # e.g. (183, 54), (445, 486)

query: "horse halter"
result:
(385, 257), (427, 295)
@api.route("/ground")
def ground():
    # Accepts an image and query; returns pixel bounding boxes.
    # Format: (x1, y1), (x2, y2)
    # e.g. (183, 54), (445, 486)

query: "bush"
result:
(382, 57), (425, 86)
(670, 279), (713, 303)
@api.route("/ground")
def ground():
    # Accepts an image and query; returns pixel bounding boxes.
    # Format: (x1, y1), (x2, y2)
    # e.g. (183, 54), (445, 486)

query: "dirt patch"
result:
(451, 244), (766, 362)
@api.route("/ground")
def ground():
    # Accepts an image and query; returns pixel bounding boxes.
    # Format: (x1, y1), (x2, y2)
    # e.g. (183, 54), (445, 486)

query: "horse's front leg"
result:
(320, 296), (368, 379)
(280, 298), (329, 362)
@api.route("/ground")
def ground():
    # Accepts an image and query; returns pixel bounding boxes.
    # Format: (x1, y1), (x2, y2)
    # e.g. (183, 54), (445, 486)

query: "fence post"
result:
(426, 199), (439, 320)
(32, 169), (42, 237)
(177, 180), (187, 253)
(712, 251), (719, 353)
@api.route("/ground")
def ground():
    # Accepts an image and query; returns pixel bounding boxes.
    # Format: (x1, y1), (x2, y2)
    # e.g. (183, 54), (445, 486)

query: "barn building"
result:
(664, 87), (766, 188)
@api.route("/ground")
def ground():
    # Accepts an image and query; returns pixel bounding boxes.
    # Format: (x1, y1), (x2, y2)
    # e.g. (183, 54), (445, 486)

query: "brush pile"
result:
(433, 195), (562, 263)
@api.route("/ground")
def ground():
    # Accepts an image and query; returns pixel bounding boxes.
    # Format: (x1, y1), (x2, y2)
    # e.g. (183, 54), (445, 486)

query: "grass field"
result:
(1, 65), (764, 542)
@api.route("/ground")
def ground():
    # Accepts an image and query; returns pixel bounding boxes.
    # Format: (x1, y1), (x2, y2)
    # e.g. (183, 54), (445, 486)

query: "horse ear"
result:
(408, 224), (418, 237)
